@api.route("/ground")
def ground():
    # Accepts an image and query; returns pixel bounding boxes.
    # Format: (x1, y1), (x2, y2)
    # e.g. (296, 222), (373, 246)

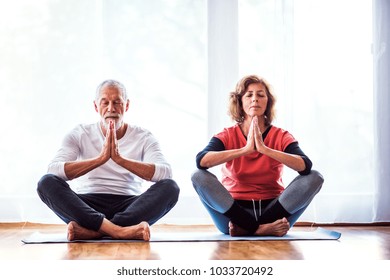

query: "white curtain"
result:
(0, 0), (386, 224)
(0, 0), (209, 223)
(373, 0), (390, 222)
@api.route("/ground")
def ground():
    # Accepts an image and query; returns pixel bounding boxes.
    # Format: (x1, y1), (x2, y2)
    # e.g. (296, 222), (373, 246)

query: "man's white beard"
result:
(101, 119), (123, 131)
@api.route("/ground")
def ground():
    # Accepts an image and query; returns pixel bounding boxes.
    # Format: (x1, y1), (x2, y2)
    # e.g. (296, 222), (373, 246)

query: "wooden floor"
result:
(1, 222), (390, 260)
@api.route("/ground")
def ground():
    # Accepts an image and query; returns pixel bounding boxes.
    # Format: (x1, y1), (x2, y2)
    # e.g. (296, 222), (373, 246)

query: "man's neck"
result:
(116, 123), (128, 139)
(100, 122), (128, 139)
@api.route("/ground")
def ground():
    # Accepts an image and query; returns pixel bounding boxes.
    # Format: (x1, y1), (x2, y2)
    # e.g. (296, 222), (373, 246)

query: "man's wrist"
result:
(112, 154), (125, 166)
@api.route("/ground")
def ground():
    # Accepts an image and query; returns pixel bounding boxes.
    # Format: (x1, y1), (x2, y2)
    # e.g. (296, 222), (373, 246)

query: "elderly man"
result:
(37, 80), (179, 241)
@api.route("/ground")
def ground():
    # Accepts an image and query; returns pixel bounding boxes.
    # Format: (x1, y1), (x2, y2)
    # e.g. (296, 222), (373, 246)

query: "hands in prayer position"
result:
(100, 120), (121, 164)
(244, 116), (268, 155)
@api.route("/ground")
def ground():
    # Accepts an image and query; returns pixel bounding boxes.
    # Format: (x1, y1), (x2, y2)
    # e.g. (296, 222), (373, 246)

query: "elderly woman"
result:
(191, 75), (324, 236)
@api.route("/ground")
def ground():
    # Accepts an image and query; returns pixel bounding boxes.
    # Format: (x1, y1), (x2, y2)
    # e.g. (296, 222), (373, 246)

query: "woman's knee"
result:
(310, 170), (324, 185)
(191, 169), (206, 183)
(306, 170), (324, 194)
(191, 169), (215, 189)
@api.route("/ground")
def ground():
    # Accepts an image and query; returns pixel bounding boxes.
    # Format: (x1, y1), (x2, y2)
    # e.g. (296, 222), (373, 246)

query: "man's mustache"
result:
(104, 114), (120, 119)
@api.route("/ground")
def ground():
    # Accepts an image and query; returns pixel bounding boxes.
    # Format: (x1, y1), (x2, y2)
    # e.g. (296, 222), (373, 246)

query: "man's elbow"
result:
(151, 164), (172, 181)
(47, 163), (69, 181)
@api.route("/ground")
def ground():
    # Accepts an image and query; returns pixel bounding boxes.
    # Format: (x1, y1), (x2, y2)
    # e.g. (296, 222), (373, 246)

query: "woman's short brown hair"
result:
(228, 75), (276, 125)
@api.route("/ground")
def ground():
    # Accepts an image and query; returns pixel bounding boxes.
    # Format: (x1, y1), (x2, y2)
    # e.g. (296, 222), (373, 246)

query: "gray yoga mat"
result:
(21, 227), (341, 243)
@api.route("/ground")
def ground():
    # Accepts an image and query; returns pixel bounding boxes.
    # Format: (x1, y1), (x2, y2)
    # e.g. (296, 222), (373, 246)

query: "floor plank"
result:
(1, 223), (389, 260)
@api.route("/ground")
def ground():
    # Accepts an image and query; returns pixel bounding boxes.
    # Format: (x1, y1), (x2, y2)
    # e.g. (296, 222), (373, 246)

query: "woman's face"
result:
(241, 82), (268, 119)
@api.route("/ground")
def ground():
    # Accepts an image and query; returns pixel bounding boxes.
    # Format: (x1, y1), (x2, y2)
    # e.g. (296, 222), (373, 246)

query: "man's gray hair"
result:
(95, 79), (128, 101)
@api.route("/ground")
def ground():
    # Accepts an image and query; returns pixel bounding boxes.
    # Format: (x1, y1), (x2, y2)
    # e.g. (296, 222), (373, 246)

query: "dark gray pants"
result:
(37, 174), (180, 231)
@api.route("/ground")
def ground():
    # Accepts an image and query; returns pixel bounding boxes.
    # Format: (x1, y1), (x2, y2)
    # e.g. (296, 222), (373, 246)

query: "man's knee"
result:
(37, 174), (66, 197)
(160, 179), (180, 201)
(37, 174), (54, 193)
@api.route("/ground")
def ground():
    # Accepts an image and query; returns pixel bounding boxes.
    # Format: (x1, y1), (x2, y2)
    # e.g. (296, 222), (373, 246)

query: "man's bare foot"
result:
(112, 221), (150, 241)
(229, 218), (290, 237)
(67, 221), (102, 241)
(68, 221), (151, 241)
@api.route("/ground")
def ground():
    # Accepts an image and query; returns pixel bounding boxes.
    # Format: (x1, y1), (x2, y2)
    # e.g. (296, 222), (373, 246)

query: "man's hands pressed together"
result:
(100, 120), (121, 164)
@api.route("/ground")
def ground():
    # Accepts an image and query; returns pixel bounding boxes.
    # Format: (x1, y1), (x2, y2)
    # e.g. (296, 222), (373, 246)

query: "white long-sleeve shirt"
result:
(47, 122), (172, 195)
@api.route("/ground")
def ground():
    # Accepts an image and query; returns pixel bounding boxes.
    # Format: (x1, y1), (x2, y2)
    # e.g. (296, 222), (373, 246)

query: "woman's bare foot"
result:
(229, 218), (290, 237)
(229, 221), (251, 236)
(254, 218), (290, 237)
(67, 221), (102, 241)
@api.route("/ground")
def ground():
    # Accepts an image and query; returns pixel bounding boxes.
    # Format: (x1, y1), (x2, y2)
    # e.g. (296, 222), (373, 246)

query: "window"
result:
(0, 0), (375, 224)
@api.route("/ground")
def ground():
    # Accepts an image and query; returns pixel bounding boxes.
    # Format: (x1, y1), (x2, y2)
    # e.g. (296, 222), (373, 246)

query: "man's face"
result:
(94, 85), (129, 130)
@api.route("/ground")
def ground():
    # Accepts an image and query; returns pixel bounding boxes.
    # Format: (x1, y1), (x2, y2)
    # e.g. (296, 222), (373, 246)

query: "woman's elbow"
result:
(197, 157), (212, 169)
(195, 153), (210, 169)
(298, 157), (312, 175)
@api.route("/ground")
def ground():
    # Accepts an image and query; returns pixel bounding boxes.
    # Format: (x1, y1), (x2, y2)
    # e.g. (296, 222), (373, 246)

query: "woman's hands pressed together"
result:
(252, 116), (268, 154)
(243, 116), (268, 155)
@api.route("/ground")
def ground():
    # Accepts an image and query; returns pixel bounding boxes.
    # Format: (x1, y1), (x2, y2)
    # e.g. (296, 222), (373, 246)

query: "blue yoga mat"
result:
(21, 227), (341, 243)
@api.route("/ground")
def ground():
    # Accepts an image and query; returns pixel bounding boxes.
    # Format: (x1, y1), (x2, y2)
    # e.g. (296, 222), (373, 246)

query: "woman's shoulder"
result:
(222, 123), (241, 133)
(268, 125), (297, 147)
(215, 123), (240, 137)
(269, 125), (291, 135)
